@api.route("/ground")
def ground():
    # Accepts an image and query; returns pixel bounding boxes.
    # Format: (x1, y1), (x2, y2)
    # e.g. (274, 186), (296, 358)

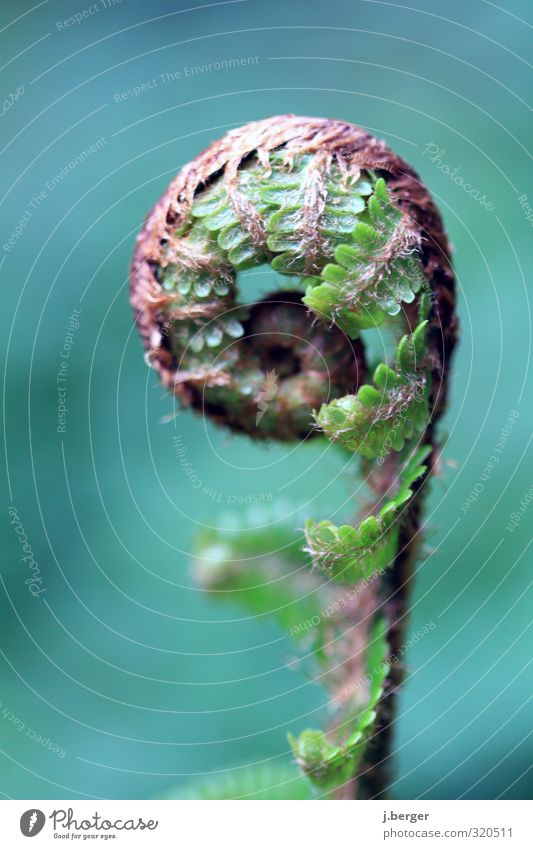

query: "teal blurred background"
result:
(1, 0), (531, 800)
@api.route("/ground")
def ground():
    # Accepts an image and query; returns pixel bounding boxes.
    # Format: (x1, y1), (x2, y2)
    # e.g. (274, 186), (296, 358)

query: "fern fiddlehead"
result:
(130, 116), (457, 799)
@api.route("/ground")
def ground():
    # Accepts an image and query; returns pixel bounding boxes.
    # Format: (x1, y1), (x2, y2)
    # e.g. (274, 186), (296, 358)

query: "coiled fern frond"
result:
(131, 115), (457, 799)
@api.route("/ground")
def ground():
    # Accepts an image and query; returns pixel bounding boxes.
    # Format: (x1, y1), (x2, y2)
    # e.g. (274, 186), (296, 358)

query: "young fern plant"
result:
(131, 116), (457, 799)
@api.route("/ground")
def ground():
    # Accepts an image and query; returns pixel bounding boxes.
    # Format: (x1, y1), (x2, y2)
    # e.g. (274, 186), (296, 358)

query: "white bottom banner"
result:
(0, 800), (529, 848)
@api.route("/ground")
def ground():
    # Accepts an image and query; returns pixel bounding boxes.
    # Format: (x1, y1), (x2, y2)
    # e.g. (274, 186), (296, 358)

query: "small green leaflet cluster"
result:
(192, 505), (327, 645)
(304, 517), (398, 586)
(262, 152), (372, 274)
(169, 762), (313, 801)
(193, 502), (306, 574)
(288, 617), (389, 792)
(190, 158), (271, 271)
(315, 320), (429, 458)
(190, 152), (374, 275)
(303, 177), (425, 337)
(159, 223), (246, 357)
(304, 445), (431, 584)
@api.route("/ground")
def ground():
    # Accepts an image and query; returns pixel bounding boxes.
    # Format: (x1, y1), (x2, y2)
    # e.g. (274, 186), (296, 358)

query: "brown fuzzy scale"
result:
(130, 115), (457, 799)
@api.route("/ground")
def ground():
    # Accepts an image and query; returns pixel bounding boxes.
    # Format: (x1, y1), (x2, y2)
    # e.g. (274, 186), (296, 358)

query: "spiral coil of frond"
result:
(131, 115), (457, 799)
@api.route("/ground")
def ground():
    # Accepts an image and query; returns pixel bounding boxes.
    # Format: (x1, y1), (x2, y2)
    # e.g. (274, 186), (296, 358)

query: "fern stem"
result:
(356, 492), (423, 797)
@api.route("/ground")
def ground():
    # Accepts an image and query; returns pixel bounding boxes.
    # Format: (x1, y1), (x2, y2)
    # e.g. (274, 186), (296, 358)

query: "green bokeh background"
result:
(1, 0), (531, 800)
